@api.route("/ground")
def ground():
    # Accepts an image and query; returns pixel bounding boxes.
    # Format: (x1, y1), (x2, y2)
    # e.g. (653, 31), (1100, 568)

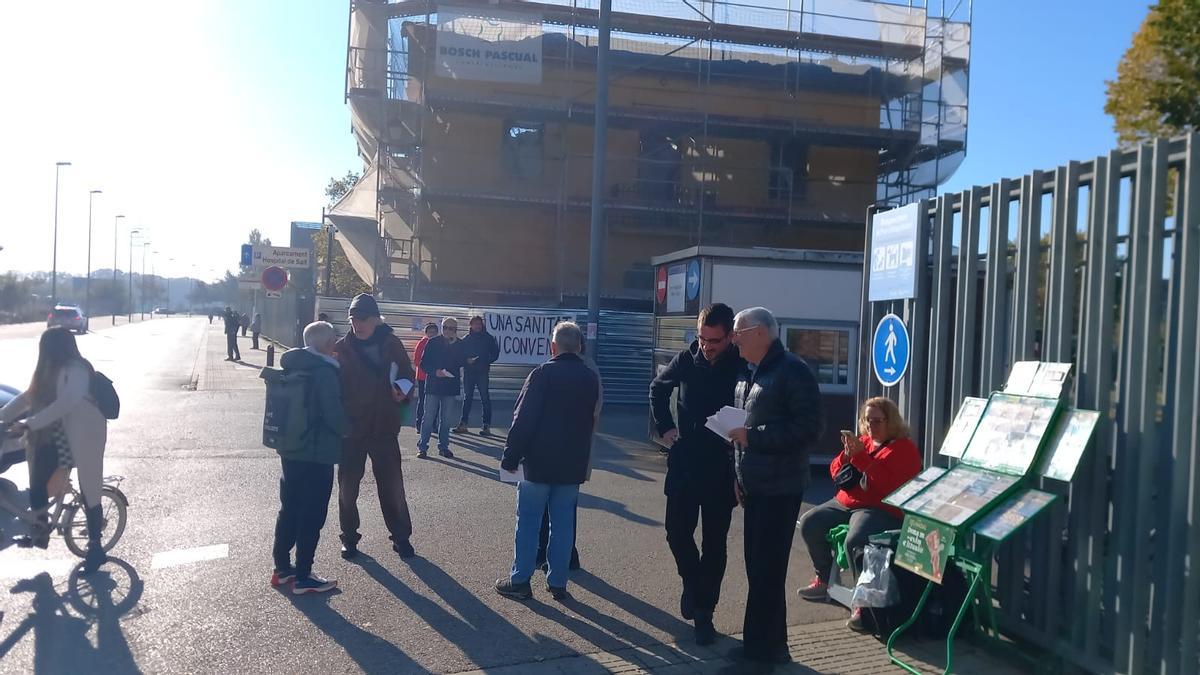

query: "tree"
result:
(248, 228), (272, 247)
(1106, 0), (1200, 147)
(326, 171), (361, 206)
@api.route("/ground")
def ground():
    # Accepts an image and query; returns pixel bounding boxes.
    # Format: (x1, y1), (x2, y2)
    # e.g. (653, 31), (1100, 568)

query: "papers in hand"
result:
(705, 406), (748, 442)
(499, 463), (525, 484)
(388, 363), (415, 395)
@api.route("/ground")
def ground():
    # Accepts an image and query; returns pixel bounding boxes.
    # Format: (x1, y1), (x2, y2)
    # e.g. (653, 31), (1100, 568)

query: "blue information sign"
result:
(873, 313), (910, 387)
(868, 203), (920, 302)
(686, 260), (701, 300)
(240, 244), (253, 268)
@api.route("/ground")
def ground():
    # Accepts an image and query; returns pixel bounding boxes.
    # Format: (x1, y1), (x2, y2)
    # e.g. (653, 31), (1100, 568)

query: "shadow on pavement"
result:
(286, 587), (423, 673)
(578, 492), (661, 527)
(0, 557), (143, 674)
(570, 570), (692, 639)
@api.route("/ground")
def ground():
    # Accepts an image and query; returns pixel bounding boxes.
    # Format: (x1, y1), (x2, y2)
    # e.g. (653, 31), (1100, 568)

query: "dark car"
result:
(47, 305), (87, 333)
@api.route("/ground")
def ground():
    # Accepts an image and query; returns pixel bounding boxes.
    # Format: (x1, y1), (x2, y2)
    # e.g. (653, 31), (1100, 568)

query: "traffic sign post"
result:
(261, 266), (288, 299)
(872, 313), (910, 387)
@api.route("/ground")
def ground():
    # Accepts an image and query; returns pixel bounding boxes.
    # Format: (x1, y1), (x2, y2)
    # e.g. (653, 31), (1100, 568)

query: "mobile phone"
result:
(839, 429), (855, 439)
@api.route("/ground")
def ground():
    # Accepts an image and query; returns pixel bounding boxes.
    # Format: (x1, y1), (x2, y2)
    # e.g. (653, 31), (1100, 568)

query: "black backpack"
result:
(91, 371), (120, 420)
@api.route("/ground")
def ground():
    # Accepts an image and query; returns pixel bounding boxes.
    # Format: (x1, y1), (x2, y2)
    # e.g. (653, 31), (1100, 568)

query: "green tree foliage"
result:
(1106, 0), (1200, 146)
(326, 172), (361, 206)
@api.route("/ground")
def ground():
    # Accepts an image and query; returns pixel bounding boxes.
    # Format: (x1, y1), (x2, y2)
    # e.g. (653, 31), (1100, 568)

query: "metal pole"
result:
(128, 232), (136, 322)
(323, 207), (333, 296)
(85, 189), (101, 325)
(141, 243), (147, 320)
(112, 214), (124, 325)
(51, 161), (70, 305)
(585, 0), (611, 345)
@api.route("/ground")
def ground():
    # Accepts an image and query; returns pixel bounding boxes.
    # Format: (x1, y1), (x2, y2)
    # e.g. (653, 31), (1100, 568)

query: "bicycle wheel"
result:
(62, 486), (129, 558)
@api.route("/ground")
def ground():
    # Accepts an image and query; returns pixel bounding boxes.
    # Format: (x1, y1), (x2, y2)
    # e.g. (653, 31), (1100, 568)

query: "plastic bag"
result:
(851, 543), (901, 609)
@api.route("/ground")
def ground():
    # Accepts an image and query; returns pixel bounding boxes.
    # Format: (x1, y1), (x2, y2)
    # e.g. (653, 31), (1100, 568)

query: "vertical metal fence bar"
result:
(1044, 162), (1081, 362)
(924, 195), (956, 461)
(1010, 171), (1043, 362)
(1114, 140), (1169, 673)
(903, 199), (933, 451)
(950, 186), (983, 406)
(1162, 134), (1200, 675)
(980, 179), (1013, 393)
(859, 206), (878, 405)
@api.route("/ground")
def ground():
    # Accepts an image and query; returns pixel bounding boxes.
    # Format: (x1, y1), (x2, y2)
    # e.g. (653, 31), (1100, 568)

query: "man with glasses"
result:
(726, 306), (823, 670)
(649, 303), (745, 646)
(417, 317), (463, 459)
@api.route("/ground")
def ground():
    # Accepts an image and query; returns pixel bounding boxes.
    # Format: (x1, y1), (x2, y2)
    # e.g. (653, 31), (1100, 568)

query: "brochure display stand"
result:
(885, 362), (1098, 675)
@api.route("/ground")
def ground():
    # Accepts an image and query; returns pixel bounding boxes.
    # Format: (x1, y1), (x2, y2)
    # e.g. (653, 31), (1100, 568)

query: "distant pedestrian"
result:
(251, 313), (263, 350)
(270, 321), (348, 595)
(240, 312), (250, 337)
(454, 315), (500, 436)
(317, 313), (330, 322)
(223, 306), (242, 361)
(334, 293), (418, 560)
(649, 303), (745, 646)
(412, 322), (439, 431)
(726, 307), (823, 669)
(495, 322), (600, 602)
(416, 317), (463, 459)
(208, 312), (214, 324)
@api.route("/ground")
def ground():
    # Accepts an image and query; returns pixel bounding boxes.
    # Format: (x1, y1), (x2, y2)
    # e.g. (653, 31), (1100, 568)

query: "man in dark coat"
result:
(453, 315), (501, 436)
(222, 306), (241, 361)
(334, 293), (418, 560)
(727, 307), (823, 670)
(649, 303), (745, 645)
(416, 317), (462, 459)
(495, 322), (600, 602)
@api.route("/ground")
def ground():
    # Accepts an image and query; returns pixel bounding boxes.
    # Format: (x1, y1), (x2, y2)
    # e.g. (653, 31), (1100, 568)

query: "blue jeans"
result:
(418, 394), (454, 452)
(511, 481), (580, 589)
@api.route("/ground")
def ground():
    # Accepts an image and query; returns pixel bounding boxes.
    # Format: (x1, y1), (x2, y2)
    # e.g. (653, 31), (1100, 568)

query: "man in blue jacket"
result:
(453, 315), (501, 436)
(496, 322), (600, 601)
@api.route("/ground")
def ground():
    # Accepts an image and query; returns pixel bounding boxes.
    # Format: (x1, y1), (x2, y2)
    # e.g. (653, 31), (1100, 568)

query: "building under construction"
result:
(328, 0), (971, 309)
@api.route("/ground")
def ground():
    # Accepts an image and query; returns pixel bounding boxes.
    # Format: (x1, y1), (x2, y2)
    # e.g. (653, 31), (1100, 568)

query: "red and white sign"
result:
(656, 266), (668, 304)
(261, 266), (289, 292)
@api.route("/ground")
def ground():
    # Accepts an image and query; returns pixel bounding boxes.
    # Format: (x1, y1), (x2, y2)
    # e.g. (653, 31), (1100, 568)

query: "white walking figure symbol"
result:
(885, 323), (898, 364)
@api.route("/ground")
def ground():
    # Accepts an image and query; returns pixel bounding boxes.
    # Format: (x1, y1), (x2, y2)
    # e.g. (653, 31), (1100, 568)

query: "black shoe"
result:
(83, 544), (108, 575)
(393, 540), (415, 559)
(416, 449), (428, 459)
(479, 426), (492, 437)
(547, 584), (568, 601)
(13, 534), (50, 549)
(728, 645), (789, 666)
(495, 578), (532, 600)
(340, 542), (359, 560)
(695, 616), (717, 646)
(438, 449), (455, 459)
(680, 586), (696, 620)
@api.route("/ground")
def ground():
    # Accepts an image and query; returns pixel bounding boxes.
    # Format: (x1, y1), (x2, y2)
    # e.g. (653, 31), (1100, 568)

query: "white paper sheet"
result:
(500, 463), (525, 484)
(704, 405), (748, 441)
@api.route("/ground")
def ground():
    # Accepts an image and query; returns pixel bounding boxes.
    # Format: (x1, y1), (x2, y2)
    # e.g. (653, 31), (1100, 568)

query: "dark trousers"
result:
(798, 499), (901, 580)
(742, 493), (804, 661)
(272, 458), (334, 577)
(666, 491), (734, 614)
(226, 333), (241, 360)
(27, 444), (57, 512)
(536, 505), (580, 569)
(252, 331), (260, 350)
(338, 435), (413, 544)
(460, 369), (492, 426)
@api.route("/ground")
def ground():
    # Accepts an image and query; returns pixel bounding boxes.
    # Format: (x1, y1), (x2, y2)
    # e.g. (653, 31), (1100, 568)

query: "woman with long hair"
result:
(0, 327), (109, 573)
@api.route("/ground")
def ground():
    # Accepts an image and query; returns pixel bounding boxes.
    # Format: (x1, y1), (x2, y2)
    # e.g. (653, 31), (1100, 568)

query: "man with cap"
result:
(222, 306), (241, 361)
(334, 293), (419, 559)
(416, 317), (463, 459)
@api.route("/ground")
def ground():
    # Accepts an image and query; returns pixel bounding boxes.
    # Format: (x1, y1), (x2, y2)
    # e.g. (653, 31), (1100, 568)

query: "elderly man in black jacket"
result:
(727, 306), (823, 670)
(650, 303), (746, 646)
(496, 321), (600, 602)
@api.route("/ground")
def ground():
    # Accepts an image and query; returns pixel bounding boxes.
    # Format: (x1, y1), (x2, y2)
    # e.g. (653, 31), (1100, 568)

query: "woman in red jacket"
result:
(796, 396), (921, 628)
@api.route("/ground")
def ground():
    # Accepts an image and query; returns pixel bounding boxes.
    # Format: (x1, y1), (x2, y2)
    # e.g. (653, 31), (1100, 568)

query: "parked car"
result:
(47, 305), (87, 333)
(153, 307), (174, 315)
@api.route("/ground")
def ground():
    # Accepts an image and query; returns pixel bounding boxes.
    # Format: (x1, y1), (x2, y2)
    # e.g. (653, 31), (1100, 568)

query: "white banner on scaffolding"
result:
(435, 6), (542, 85)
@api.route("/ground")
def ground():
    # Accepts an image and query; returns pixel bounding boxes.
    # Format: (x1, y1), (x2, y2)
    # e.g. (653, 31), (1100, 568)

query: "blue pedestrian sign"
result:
(240, 244), (253, 268)
(686, 260), (701, 300)
(873, 313), (910, 387)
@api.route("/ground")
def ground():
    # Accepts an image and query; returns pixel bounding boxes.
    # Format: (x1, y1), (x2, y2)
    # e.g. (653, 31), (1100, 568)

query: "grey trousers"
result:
(797, 498), (900, 581)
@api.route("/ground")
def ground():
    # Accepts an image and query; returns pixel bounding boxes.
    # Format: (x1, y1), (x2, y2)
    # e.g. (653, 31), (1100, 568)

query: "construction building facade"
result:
(329, 0), (971, 309)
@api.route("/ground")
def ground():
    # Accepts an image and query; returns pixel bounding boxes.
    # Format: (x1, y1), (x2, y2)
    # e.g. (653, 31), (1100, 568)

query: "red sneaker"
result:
(270, 569), (296, 587)
(798, 577), (829, 602)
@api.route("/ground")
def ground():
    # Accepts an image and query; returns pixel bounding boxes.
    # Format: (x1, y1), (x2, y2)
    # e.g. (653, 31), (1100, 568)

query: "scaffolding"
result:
(339, 0), (971, 304)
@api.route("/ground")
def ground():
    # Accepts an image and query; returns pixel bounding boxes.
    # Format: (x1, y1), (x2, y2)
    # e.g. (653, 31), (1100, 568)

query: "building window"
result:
(784, 325), (853, 391)
(502, 121), (544, 179)
(768, 139), (809, 201)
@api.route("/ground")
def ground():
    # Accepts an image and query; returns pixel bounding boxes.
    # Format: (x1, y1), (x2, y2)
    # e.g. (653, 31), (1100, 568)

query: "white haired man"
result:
(726, 307), (823, 670)
(496, 322), (600, 601)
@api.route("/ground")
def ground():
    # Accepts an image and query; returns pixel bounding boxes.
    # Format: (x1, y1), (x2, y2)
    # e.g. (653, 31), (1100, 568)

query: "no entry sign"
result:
(261, 266), (289, 292)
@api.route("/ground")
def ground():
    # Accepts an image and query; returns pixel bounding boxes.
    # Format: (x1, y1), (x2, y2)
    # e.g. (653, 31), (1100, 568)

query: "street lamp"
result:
(85, 188), (102, 325)
(140, 241), (152, 320)
(112, 214), (125, 325)
(51, 161), (71, 305)
(127, 229), (141, 322)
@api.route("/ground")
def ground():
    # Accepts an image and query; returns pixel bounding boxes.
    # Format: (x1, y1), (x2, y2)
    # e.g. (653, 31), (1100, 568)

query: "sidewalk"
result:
(455, 620), (1025, 675)
(195, 324), (276, 391)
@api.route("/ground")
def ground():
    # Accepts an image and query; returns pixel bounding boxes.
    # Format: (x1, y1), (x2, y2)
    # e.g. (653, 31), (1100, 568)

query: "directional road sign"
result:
(873, 312), (910, 387)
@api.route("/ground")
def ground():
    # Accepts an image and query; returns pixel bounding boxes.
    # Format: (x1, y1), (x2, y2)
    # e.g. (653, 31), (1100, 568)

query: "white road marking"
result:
(0, 557), (78, 580)
(151, 543), (229, 569)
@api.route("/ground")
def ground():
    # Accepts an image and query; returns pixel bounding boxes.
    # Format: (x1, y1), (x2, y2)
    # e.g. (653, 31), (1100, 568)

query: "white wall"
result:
(711, 262), (861, 323)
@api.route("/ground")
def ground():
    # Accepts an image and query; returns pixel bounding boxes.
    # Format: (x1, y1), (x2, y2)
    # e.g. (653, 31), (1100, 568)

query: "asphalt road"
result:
(0, 319), (845, 674)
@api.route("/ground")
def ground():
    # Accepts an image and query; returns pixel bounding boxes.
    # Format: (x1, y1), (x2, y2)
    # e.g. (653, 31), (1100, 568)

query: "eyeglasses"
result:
(443, 326), (458, 332)
(697, 334), (729, 346)
(864, 417), (887, 426)
(732, 325), (761, 337)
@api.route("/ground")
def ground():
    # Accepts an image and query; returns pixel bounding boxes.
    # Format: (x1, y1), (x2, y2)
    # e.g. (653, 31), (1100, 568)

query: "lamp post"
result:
(85, 189), (102, 326)
(51, 161), (71, 305)
(140, 242), (152, 320)
(112, 214), (124, 325)
(127, 229), (141, 322)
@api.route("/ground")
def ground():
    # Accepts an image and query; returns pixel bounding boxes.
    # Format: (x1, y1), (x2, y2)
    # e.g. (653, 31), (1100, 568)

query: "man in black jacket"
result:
(453, 315), (500, 436)
(727, 306), (823, 670)
(649, 303), (745, 646)
(222, 306), (241, 361)
(417, 317), (462, 459)
(496, 321), (600, 602)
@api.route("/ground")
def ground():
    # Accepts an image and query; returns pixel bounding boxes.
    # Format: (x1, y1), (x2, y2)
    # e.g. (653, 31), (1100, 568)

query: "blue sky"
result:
(0, 0), (1152, 280)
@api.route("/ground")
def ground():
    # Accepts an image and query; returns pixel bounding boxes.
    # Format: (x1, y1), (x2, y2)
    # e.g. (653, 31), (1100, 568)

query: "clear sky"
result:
(0, 0), (1152, 281)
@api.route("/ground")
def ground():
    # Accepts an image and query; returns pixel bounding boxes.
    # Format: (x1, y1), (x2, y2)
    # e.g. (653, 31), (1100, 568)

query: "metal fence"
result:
(857, 134), (1200, 674)
(313, 296), (652, 405)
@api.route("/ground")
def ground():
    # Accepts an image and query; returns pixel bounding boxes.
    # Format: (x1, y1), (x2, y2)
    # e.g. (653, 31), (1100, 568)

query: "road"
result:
(0, 319), (846, 674)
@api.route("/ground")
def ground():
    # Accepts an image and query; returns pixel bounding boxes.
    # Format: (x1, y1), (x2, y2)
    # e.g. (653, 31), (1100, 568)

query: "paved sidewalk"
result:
(196, 324), (275, 391)
(454, 619), (1024, 675)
